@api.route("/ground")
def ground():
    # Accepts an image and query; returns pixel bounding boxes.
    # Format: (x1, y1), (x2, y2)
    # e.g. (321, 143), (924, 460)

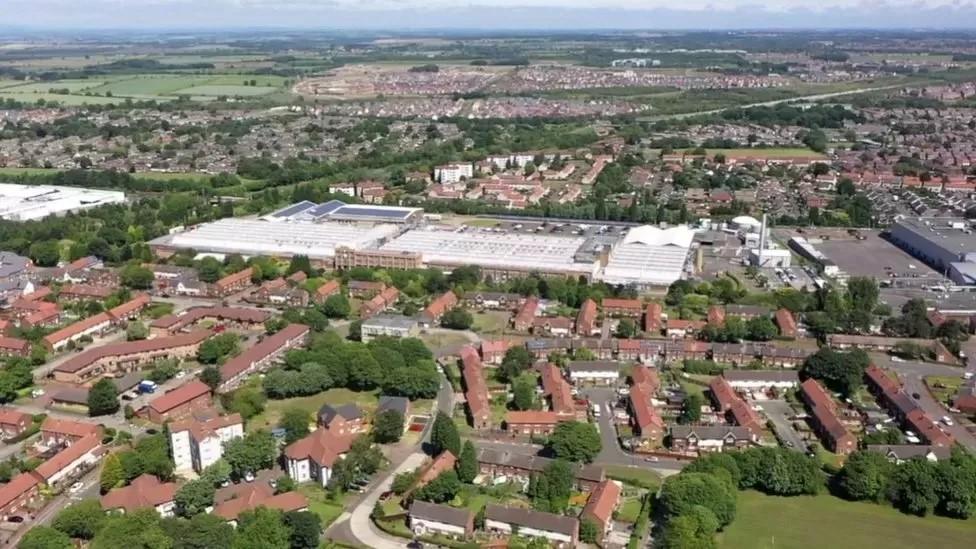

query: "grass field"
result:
(603, 465), (662, 489)
(471, 311), (510, 335)
(0, 92), (120, 105)
(173, 84), (277, 96)
(247, 388), (380, 432)
(1, 80), (105, 93)
(718, 491), (976, 549)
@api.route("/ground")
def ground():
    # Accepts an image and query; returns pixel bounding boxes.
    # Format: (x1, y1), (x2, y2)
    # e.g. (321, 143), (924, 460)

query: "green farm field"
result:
(718, 491), (976, 549)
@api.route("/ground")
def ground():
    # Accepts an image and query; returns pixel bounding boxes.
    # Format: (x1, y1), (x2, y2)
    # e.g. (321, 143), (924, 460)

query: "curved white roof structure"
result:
(599, 225), (694, 287)
(731, 215), (762, 230)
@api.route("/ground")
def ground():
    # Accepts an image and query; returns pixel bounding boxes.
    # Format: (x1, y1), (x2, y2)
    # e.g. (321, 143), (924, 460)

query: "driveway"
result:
(756, 400), (805, 451)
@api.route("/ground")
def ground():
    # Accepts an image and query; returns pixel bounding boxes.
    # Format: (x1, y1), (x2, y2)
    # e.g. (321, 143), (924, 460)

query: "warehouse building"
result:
(0, 183), (125, 221)
(150, 201), (695, 288)
(150, 218), (400, 265)
(888, 217), (976, 284)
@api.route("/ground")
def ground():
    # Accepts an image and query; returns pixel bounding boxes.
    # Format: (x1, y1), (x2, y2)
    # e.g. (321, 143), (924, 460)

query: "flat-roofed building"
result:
(361, 315), (418, 342)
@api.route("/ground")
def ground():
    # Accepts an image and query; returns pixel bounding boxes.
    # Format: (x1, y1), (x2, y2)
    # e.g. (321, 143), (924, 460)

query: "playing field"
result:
(173, 84), (277, 97)
(1, 80), (104, 93)
(718, 491), (976, 549)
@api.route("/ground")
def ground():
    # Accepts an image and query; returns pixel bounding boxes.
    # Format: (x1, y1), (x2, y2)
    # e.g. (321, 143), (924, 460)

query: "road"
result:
(756, 400), (806, 451)
(873, 355), (976, 451)
(326, 371), (455, 548)
(582, 387), (686, 474)
(5, 463), (101, 547)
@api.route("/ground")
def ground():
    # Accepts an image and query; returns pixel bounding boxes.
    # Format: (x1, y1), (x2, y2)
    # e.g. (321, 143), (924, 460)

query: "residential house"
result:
(722, 370), (799, 391)
(504, 411), (567, 437)
(485, 504), (578, 547)
(669, 426), (753, 453)
(409, 501), (474, 540)
(0, 409), (31, 440)
(213, 482), (307, 524)
(628, 384), (664, 445)
(480, 339), (512, 364)
(318, 404), (366, 436)
(644, 302), (663, 333)
(283, 428), (354, 487)
(101, 474), (177, 517)
(576, 299), (598, 336)
(460, 346), (491, 429)
(866, 444), (953, 464)
(463, 291), (523, 311)
(145, 380), (213, 423)
(219, 323), (310, 390)
(419, 291), (458, 327)
(513, 297), (539, 331)
(39, 417), (99, 447)
(313, 279), (341, 304)
(602, 298), (642, 318)
(775, 308), (798, 338)
(211, 268), (254, 297)
(581, 480), (622, 542)
(476, 448), (604, 491)
(566, 361), (619, 386)
(800, 379), (857, 455)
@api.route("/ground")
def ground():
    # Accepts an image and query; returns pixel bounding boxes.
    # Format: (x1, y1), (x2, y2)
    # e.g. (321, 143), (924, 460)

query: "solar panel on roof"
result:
(331, 206), (411, 220)
(304, 200), (346, 218)
(271, 201), (317, 218)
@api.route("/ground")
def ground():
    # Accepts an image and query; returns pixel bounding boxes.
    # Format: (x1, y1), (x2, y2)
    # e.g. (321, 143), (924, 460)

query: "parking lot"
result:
(812, 231), (942, 280)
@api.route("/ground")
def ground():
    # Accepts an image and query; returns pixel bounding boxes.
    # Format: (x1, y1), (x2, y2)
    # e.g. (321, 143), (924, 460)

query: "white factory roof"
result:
(731, 215), (762, 229)
(599, 225), (694, 286)
(162, 218), (400, 260)
(379, 226), (596, 274)
(0, 183), (125, 221)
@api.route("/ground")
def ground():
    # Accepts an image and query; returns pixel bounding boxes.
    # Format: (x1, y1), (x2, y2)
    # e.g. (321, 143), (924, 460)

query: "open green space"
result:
(298, 483), (346, 528)
(470, 311), (510, 335)
(0, 92), (120, 105)
(603, 465), (662, 490)
(718, 491), (976, 549)
(1, 79), (105, 93)
(247, 388), (380, 432)
(173, 84), (277, 97)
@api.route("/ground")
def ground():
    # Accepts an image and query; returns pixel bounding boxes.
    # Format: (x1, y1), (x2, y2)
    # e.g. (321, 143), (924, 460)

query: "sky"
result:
(3, 0), (976, 30)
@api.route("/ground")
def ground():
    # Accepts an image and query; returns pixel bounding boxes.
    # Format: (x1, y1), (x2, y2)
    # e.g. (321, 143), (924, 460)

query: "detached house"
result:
(284, 429), (354, 487)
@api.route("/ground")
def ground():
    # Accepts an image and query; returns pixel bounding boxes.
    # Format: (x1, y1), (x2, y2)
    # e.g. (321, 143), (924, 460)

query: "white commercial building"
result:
(155, 218), (400, 262)
(600, 225), (695, 287)
(380, 226), (597, 278)
(0, 183), (125, 221)
(169, 413), (244, 474)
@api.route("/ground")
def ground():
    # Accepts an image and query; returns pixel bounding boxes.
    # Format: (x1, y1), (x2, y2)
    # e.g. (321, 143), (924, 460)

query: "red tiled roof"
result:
(33, 433), (101, 481)
(576, 299), (597, 335)
(0, 472), (40, 509)
(315, 279), (340, 298)
(284, 428), (354, 466)
(220, 323), (309, 382)
(460, 346), (490, 422)
(540, 363), (574, 415)
(630, 365), (660, 394)
(423, 291), (458, 320)
(107, 293), (151, 319)
(43, 312), (112, 347)
(0, 337), (29, 353)
(505, 410), (563, 426)
(416, 451), (456, 487)
(709, 377), (738, 411)
(775, 308), (797, 337)
(100, 474), (177, 513)
(644, 302), (663, 332)
(480, 339), (512, 355)
(514, 297), (539, 327)
(865, 364), (901, 395)
(629, 383), (664, 432)
(707, 305), (726, 326)
(0, 409), (30, 427)
(60, 284), (113, 299)
(150, 306), (270, 331)
(213, 486), (307, 521)
(147, 380), (211, 416)
(55, 329), (212, 374)
(801, 378), (853, 448)
(40, 418), (99, 439)
(602, 298), (642, 310)
(214, 268), (253, 290)
(582, 479), (621, 529)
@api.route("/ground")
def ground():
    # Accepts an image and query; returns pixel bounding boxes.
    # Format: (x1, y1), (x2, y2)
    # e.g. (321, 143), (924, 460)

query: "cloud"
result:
(2, 0), (976, 29)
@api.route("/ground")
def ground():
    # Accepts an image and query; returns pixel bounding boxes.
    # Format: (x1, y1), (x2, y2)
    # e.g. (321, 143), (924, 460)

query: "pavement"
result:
(5, 463), (101, 547)
(326, 370), (455, 547)
(755, 399), (806, 451)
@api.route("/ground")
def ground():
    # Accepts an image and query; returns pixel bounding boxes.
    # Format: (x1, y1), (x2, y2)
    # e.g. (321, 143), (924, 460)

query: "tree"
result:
(279, 408), (311, 444)
(88, 378), (119, 416)
(200, 460), (232, 488)
(174, 478), (215, 517)
(547, 421), (601, 463)
(800, 347), (869, 398)
(125, 321), (148, 341)
(197, 333), (240, 364)
(287, 255), (314, 277)
(615, 318), (637, 338)
(499, 346), (533, 382)
(28, 240), (61, 267)
(935, 453), (976, 519)
(161, 513), (235, 549)
(680, 393), (704, 424)
(223, 430), (277, 478)
(836, 451), (893, 502)
(530, 459), (573, 512)
(198, 257), (223, 283)
(284, 511), (322, 549)
(512, 373), (537, 411)
(320, 293), (351, 319)
(456, 440), (478, 484)
(199, 366), (222, 391)
(392, 470), (419, 495)
(90, 509), (173, 549)
(52, 499), (106, 540)
(889, 458), (939, 516)
(222, 386), (266, 420)
(414, 470), (462, 504)
(372, 409), (404, 444)
(746, 316), (777, 341)
(440, 308), (473, 330)
(660, 506), (719, 549)
(100, 452), (125, 493)
(232, 507), (289, 549)
(579, 518), (600, 544)
(430, 411), (461, 456)
(659, 472), (736, 527)
(19, 526), (73, 549)
(120, 264), (154, 289)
